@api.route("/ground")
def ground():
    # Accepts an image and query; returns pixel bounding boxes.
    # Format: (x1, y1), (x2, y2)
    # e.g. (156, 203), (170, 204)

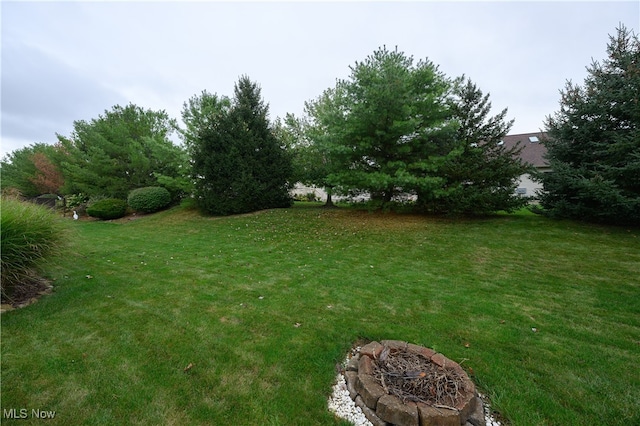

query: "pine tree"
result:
(57, 104), (185, 199)
(305, 46), (456, 208)
(539, 25), (640, 225)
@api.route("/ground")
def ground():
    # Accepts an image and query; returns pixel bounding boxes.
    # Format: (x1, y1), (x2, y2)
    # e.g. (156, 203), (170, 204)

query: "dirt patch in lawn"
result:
(1, 274), (53, 313)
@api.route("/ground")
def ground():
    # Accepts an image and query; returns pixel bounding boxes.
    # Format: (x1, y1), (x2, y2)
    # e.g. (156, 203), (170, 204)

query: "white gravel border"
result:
(328, 373), (373, 426)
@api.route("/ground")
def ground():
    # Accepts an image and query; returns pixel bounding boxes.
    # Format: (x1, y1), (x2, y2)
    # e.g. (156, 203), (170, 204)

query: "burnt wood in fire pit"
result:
(346, 340), (485, 426)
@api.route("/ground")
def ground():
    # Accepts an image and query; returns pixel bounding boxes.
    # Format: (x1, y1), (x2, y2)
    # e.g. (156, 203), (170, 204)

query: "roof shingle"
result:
(502, 132), (549, 168)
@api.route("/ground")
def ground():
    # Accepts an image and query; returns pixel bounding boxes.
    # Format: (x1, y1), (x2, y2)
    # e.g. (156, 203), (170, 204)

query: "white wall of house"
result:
(293, 171), (550, 203)
(294, 179), (547, 202)
(291, 184), (329, 202)
(515, 174), (541, 197)
(516, 168), (550, 198)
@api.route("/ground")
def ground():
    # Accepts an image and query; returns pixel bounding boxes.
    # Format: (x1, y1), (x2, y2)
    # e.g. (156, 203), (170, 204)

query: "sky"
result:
(1, 0), (638, 159)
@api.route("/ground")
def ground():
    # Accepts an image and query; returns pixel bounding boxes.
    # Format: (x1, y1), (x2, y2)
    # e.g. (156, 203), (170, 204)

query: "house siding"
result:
(291, 132), (551, 201)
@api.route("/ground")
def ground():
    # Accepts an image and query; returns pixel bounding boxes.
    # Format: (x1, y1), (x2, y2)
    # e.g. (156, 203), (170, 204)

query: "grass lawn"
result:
(1, 203), (639, 425)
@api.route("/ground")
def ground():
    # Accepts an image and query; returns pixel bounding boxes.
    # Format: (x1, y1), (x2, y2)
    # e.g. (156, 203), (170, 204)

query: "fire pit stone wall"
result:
(345, 340), (486, 426)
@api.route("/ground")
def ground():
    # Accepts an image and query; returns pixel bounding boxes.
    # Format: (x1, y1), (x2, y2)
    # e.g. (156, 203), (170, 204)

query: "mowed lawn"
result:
(1, 204), (639, 425)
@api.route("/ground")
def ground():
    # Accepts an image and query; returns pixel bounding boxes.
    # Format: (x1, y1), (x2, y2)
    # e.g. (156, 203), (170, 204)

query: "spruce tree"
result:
(188, 77), (292, 215)
(425, 78), (531, 215)
(539, 26), (640, 225)
(228, 76), (293, 213)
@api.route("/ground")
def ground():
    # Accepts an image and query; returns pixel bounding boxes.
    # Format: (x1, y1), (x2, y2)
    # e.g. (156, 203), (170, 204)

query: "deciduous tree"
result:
(1, 143), (63, 197)
(30, 151), (65, 195)
(277, 103), (342, 207)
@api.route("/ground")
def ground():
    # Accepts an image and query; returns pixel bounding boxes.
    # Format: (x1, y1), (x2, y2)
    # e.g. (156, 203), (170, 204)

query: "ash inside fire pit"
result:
(373, 345), (469, 407)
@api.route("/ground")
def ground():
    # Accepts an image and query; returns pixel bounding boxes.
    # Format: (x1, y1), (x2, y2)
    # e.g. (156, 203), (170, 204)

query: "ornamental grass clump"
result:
(0, 197), (67, 303)
(127, 186), (171, 213)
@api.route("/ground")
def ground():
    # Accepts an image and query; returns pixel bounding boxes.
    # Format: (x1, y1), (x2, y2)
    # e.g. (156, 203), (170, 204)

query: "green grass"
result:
(1, 203), (639, 425)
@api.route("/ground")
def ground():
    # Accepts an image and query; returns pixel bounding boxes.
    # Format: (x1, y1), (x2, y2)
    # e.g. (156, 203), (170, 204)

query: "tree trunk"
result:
(323, 187), (337, 208)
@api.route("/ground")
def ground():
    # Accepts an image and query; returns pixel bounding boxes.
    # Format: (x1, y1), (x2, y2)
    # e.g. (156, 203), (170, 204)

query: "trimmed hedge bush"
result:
(1, 198), (67, 301)
(87, 198), (127, 220)
(127, 186), (171, 213)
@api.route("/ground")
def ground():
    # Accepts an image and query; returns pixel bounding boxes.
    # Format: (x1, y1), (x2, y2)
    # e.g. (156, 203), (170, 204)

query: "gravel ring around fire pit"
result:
(328, 341), (503, 426)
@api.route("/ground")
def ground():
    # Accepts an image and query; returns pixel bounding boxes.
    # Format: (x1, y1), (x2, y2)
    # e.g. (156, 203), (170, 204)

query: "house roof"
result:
(502, 132), (549, 168)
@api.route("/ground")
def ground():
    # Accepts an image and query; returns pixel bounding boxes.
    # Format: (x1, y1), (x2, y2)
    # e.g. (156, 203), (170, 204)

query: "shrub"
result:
(127, 186), (171, 213)
(1, 198), (67, 302)
(65, 193), (90, 216)
(86, 198), (127, 220)
(66, 193), (89, 209)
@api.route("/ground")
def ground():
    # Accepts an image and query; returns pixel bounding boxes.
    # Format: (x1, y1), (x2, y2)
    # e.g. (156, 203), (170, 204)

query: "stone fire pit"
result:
(342, 340), (485, 426)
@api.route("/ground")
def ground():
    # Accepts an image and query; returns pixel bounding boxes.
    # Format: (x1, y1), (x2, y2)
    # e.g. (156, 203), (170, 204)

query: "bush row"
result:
(81, 187), (172, 220)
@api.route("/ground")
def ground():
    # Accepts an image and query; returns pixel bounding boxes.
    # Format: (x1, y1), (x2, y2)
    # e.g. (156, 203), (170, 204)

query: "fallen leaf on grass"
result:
(464, 342), (471, 348)
(184, 363), (194, 372)
(293, 322), (302, 328)
(86, 275), (93, 279)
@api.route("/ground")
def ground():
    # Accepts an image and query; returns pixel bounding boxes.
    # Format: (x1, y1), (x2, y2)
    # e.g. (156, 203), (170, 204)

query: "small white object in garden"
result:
(258, 296), (264, 300)
(73, 211), (78, 220)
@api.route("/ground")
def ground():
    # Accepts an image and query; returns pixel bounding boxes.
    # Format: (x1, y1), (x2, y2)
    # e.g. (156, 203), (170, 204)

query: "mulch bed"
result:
(1, 274), (53, 309)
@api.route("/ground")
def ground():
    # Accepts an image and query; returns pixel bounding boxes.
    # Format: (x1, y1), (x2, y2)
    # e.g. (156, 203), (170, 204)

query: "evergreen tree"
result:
(300, 46), (527, 214)
(306, 46), (457, 207)
(539, 25), (640, 225)
(188, 77), (292, 215)
(424, 78), (532, 214)
(57, 104), (186, 199)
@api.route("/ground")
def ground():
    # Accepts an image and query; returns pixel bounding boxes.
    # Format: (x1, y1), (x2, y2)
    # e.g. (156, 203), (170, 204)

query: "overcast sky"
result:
(1, 1), (638, 158)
